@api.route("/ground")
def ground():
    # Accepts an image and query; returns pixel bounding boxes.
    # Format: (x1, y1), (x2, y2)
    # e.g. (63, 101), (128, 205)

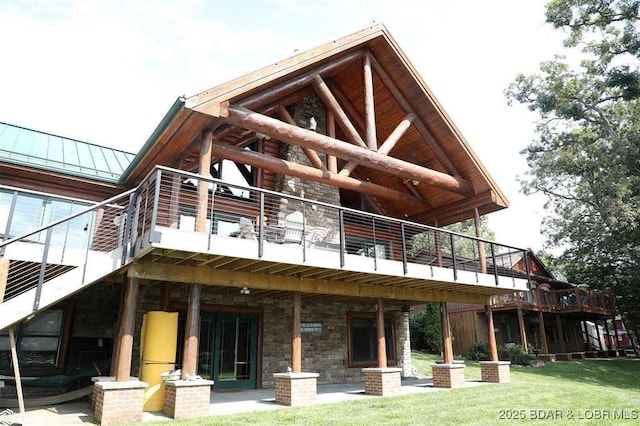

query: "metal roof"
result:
(0, 121), (135, 183)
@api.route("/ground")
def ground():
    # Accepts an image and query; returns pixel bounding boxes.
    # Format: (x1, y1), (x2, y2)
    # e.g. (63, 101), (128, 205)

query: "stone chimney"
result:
(274, 95), (341, 243)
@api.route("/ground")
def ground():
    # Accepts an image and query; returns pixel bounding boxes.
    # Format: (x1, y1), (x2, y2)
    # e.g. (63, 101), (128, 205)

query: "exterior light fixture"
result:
(240, 287), (251, 295)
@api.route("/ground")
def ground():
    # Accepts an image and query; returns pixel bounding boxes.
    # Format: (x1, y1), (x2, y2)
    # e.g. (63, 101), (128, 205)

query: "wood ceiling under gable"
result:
(125, 24), (509, 226)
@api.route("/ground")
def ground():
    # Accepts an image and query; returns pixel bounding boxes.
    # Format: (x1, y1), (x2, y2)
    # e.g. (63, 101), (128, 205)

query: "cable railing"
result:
(0, 187), (137, 309)
(143, 167), (531, 287)
(0, 165), (533, 323)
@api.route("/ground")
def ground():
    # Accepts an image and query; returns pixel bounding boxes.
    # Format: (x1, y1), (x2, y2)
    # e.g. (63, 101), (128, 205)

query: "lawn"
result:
(123, 352), (640, 425)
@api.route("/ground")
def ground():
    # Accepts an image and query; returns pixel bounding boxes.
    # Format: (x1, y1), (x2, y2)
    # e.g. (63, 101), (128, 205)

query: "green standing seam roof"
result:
(0, 121), (136, 183)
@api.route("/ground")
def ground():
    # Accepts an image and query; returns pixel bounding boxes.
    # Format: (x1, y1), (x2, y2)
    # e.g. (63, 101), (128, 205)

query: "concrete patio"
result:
(7, 377), (489, 425)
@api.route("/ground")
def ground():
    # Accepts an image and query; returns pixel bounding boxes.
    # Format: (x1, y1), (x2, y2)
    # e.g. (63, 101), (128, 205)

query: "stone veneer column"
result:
(480, 361), (511, 383)
(362, 367), (402, 396)
(93, 379), (147, 425)
(274, 372), (319, 406)
(163, 379), (213, 419)
(431, 363), (465, 388)
(397, 311), (413, 377)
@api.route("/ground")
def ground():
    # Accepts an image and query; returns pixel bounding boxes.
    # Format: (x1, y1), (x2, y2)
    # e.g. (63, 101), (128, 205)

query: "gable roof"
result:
(123, 24), (509, 226)
(0, 121), (135, 183)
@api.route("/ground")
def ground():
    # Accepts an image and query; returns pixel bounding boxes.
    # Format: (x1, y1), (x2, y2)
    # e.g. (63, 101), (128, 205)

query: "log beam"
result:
(277, 105), (326, 170)
(209, 140), (429, 209)
(340, 113), (414, 177)
(190, 50), (365, 115)
(195, 129), (212, 233)
(312, 74), (367, 149)
(326, 111), (337, 173)
(223, 104), (473, 196)
(363, 54), (377, 151)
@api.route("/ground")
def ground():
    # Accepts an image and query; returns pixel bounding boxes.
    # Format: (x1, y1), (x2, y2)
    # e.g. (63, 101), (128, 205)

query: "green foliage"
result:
(467, 341), (490, 361)
(467, 342), (535, 365)
(409, 304), (442, 354)
(408, 217), (495, 260)
(506, 0), (640, 334)
(498, 344), (536, 366)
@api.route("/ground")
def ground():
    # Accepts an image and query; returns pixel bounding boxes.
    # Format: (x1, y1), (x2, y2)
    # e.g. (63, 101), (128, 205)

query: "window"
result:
(0, 309), (65, 368)
(347, 312), (396, 367)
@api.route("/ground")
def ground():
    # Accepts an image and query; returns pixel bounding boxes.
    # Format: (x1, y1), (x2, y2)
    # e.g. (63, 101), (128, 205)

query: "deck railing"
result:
(1, 165), (532, 319)
(491, 286), (616, 315)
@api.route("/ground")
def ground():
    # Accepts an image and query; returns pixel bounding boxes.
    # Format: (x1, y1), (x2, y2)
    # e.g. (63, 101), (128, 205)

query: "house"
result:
(449, 250), (624, 360)
(0, 25), (530, 423)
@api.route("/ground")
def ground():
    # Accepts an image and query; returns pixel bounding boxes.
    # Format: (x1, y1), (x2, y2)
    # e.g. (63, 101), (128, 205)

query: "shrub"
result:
(499, 343), (536, 365)
(467, 341), (490, 361)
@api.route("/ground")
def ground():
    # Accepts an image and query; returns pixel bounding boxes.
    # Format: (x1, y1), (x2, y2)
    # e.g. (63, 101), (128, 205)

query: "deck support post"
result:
(274, 291), (318, 406)
(517, 302), (528, 352)
(441, 302), (453, 363)
(556, 314), (567, 353)
(94, 276), (146, 425)
(292, 291), (302, 373)
(181, 283), (201, 379)
(486, 304), (499, 361)
(116, 277), (138, 381)
(539, 312), (549, 354)
(376, 297), (387, 368)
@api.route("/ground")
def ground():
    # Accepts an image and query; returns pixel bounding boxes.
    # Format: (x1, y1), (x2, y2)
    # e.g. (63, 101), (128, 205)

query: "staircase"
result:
(0, 187), (138, 329)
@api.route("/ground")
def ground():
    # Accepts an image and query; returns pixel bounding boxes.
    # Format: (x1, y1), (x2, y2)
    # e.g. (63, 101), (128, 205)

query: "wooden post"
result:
(572, 321), (581, 351)
(110, 286), (125, 376)
(516, 303), (528, 352)
(161, 283), (171, 311)
(473, 208), (487, 274)
(326, 111), (337, 173)
(555, 314), (566, 353)
(363, 53), (377, 151)
(376, 297), (387, 368)
(538, 312), (549, 354)
(168, 169), (182, 229)
(441, 302), (453, 363)
(195, 129), (213, 233)
(116, 277), (139, 381)
(434, 220), (443, 267)
(291, 292), (302, 373)
(9, 328), (25, 422)
(181, 283), (201, 379)
(486, 304), (499, 361)
(613, 317), (623, 349)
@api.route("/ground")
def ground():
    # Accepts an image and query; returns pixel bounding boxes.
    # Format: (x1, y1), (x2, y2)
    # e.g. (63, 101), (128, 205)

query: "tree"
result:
(409, 304), (442, 353)
(506, 0), (640, 338)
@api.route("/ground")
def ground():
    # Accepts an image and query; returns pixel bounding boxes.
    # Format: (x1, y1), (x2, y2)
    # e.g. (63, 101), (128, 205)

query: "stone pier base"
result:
(432, 363), (465, 388)
(163, 379), (213, 419)
(274, 372), (319, 406)
(480, 361), (511, 383)
(362, 368), (402, 396)
(93, 379), (147, 425)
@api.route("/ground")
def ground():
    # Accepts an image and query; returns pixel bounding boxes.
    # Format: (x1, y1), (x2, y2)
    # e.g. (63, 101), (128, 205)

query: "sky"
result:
(0, 0), (567, 252)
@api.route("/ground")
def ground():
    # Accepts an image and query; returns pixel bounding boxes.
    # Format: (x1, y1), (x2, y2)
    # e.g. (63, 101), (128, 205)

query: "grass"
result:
(121, 352), (640, 425)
